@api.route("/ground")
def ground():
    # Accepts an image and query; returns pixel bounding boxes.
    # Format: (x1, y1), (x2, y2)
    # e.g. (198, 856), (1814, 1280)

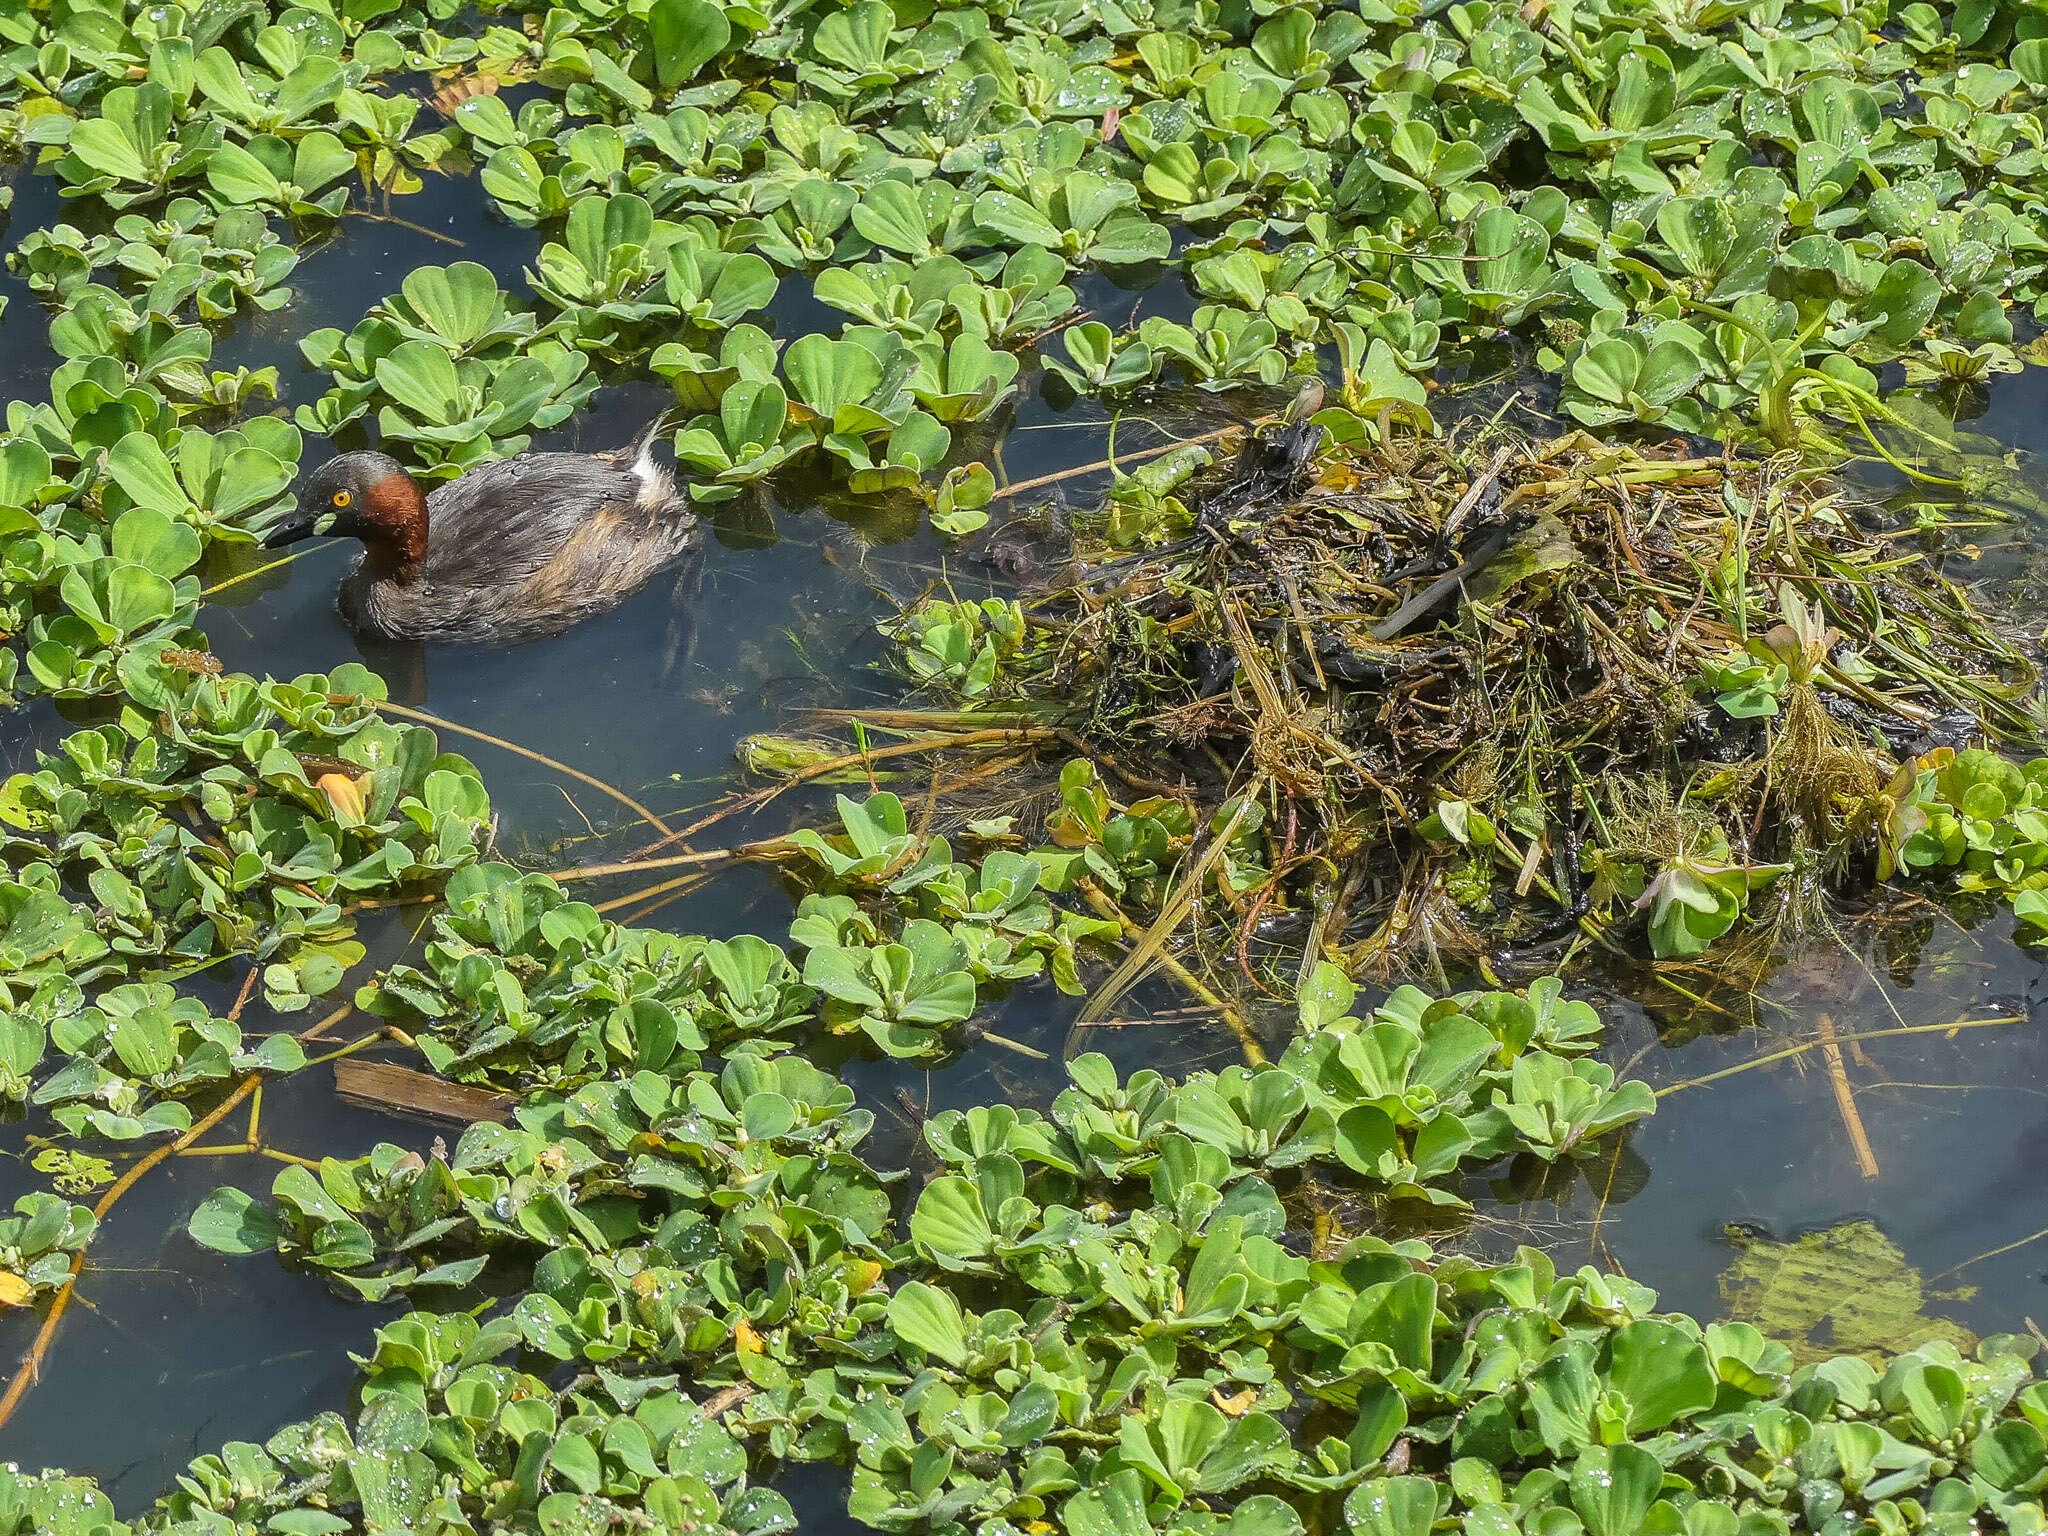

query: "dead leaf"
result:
(0, 1272), (34, 1309)
(1210, 1386), (1255, 1417)
(430, 71), (502, 117)
(698, 1383), (756, 1418)
(1099, 105), (1121, 143)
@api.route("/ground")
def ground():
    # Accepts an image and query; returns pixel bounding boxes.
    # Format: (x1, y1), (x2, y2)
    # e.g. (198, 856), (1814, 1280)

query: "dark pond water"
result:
(5, 157), (2048, 1510)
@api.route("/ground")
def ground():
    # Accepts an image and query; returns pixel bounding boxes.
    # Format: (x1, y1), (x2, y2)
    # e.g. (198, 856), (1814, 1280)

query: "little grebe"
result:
(262, 435), (699, 643)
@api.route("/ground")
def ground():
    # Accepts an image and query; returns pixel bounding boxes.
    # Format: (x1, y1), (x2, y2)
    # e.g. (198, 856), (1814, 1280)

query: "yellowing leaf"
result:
(733, 1316), (764, 1354)
(842, 1258), (884, 1296)
(316, 771), (371, 823)
(0, 1272), (34, 1309)
(1211, 1386), (1256, 1417)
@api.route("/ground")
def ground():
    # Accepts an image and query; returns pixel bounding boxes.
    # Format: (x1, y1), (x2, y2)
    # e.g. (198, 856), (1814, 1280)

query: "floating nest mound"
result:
(848, 422), (2041, 977)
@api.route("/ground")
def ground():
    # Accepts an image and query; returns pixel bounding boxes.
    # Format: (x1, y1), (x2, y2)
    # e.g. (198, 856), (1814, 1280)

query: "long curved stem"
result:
(368, 698), (676, 838)
(1653, 1014), (2019, 1098)
(992, 418), (1264, 503)
(1786, 368), (1969, 487)
(1627, 278), (1970, 483)
(0, 1076), (260, 1431)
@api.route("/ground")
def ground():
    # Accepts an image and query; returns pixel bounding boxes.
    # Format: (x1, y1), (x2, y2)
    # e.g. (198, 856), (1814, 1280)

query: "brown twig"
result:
(552, 842), (786, 884)
(1021, 308), (1095, 346)
(351, 209), (465, 247)
(1815, 1013), (1880, 1181)
(596, 872), (711, 917)
(631, 727), (1059, 860)
(1234, 799), (1298, 995)
(199, 547), (316, 598)
(226, 963), (260, 1023)
(302, 1027), (410, 1069)
(1934, 1225), (2048, 1282)
(295, 1002), (355, 1042)
(698, 1383), (756, 1419)
(3, 1101), (240, 1421)
(758, 727), (1058, 790)
(1654, 1015), (2021, 1097)
(990, 418), (1272, 504)
(1072, 865), (1267, 1068)
(610, 876), (713, 927)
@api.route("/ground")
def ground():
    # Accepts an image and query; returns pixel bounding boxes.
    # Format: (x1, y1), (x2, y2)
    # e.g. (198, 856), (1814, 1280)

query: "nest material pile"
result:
(1004, 421), (2036, 968)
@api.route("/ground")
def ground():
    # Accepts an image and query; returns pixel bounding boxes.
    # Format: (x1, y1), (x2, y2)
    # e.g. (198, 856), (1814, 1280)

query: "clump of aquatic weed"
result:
(827, 419), (2038, 976)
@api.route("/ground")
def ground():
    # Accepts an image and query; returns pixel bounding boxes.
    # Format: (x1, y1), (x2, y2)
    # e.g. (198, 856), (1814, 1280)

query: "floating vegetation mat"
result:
(853, 424), (2046, 978)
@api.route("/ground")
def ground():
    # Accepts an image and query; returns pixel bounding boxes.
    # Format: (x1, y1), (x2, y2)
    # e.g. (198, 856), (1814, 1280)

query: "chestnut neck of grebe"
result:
(358, 469), (430, 582)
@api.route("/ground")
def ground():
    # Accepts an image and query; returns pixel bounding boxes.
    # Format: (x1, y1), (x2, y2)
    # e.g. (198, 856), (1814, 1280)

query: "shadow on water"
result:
(5, 161), (2048, 1509)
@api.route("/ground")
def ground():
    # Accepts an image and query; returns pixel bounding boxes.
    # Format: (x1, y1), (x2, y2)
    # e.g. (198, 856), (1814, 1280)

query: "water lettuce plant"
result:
(0, 663), (490, 1006)
(98, 948), (2048, 1536)
(1886, 748), (2048, 910)
(7, 1), (2048, 1533)
(8, 198), (298, 318)
(0, 1193), (95, 1307)
(23, 0), (2048, 529)
(2, 714), (2042, 1536)
(163, 959), (1660, 1530)
(365, 861), (814, 1085)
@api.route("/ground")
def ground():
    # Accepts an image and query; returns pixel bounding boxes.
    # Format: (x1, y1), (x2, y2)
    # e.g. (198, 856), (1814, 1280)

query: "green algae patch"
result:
(1719, 1220), (1979, 1366)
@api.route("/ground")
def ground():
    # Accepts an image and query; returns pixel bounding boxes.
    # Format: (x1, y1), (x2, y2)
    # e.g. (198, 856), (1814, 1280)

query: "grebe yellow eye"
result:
(332, 490), (352, 508)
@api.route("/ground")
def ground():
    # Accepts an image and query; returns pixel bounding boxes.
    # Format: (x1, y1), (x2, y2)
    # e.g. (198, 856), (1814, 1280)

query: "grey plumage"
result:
(276, 442), (700, 645)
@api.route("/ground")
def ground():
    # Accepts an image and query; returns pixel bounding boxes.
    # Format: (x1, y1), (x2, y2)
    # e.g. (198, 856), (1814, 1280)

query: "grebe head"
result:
(265, 451), (429, 573)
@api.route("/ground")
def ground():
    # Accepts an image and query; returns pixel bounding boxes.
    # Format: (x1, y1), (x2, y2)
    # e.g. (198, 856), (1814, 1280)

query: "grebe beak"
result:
(260, 505), (329, 548)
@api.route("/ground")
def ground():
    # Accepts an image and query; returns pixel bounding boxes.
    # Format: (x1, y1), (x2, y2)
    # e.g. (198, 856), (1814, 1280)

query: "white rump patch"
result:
(629, 432), (676, 511)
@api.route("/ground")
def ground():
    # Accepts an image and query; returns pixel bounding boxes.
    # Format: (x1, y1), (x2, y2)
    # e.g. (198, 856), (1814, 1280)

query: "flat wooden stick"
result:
(334, 1059), (514, 1125)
